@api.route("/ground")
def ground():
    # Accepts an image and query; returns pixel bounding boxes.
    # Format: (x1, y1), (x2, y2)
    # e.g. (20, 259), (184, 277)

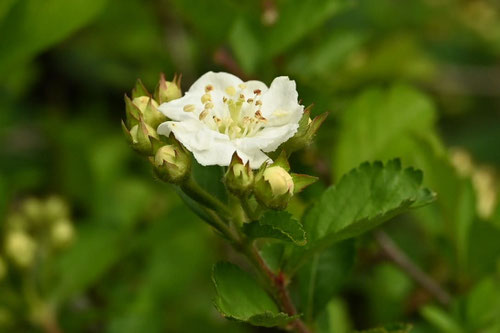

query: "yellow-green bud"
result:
(154, 144), (191, 183)
(123, 119), (160, 156)
(155, 73), (182, 104)
(0, 256), (7, 281)
(254, 166), (294, 210)
(5, 231), (36, 268)
(224, 154), (254, 196)
(22, 197), (44, 223)
(51, 219), (75, 249)
(129, 96), (166, 129)
(44, 196), (69, 221)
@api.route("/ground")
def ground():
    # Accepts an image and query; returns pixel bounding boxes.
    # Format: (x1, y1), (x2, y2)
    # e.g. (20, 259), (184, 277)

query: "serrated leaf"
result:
(305, 159), (434, 246)
(243, 211), (306, 246)
(212, 262), (296, 327)
(355, 323), (413, 333)
(298, 240), (356, 320)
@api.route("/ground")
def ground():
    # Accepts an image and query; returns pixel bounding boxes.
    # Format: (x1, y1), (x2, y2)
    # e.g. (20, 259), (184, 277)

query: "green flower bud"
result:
(22, 197), (44, 224)
(281, 108), (328, 153)
(125, 95), (166, 129)
(153, 143), (191, 184)
(50, 219), (74, 249)
(224, 154), (254, 196)
(122, 118), (161, 156)
(0, 256), (7, 281)
(155, 73), (182, 104)
(44, 196), (69, 221)
(254, 166), (294, 210)
(5, 231), (36, 268)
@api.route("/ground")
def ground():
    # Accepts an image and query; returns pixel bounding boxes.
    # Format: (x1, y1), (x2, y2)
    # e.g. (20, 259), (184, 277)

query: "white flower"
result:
(157, 72), (304, 169)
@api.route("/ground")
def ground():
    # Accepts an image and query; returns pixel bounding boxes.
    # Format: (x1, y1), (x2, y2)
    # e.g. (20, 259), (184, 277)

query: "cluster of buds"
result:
(122, 74), (192, 185)
(1, 196), (74, 273)
(224, 152), (317, 210)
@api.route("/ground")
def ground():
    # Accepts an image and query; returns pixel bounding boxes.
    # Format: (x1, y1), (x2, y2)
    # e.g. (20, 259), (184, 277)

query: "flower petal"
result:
(260, 76), (304, 127)
(235, 123), (299, 153)
(158, 94), (201, 122)
(188, 71), (243, 94)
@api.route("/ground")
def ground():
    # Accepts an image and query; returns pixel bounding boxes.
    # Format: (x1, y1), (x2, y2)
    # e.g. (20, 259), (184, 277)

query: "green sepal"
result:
(124, 94), (141, 127)
(291, 173), (318, 193)
(131, 78), (150, 99)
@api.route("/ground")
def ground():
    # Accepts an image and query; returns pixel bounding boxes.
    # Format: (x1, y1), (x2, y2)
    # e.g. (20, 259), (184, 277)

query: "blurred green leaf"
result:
(243, 211), (306, 245)
(355, 323), (413, 333)
(420, 305), (464, 333)
(212, 262), (296, 327)
(315, 298), (352, 333)
(466, 276), (500, 332)
(229, 18), (261, 74)
(265, 0), (349, 57)
(297, 240), (355, 320)
(333, 84), (437, 179)
(0, 0), (109, 75)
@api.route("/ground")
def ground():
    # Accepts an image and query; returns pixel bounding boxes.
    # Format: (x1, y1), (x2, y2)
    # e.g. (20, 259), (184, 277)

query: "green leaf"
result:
(0, 0), (109, 75)
(297, 240), (355, 320)
(466, 276), (500, 331)
(333, 84), (437, 179)
(355, 323), (413, 333)
(243, 211), (306, 246)
(304, 159), (434, 248)
(420, 305), (464, 333)
(212, 262), (296, 327)
(265, 0), (349, 57)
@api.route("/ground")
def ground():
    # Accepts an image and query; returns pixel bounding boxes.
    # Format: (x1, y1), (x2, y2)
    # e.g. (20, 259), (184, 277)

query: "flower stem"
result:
(181, 177), (231, 217)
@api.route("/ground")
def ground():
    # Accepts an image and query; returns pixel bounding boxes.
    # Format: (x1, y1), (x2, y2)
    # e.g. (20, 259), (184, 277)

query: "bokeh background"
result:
(1, 0), (499, 332)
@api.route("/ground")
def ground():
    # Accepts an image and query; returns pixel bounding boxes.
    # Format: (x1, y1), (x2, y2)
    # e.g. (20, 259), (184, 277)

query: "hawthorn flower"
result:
(157, 72), (304, 169)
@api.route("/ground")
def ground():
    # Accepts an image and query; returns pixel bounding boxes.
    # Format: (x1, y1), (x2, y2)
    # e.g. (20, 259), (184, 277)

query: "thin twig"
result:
(375, 231), (451, 305)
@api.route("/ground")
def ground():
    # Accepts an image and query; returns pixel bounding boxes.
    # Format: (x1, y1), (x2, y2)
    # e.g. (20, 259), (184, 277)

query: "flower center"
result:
(194, 84), (268, 140)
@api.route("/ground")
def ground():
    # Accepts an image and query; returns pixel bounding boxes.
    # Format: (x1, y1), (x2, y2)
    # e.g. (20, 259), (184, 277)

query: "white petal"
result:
(158, 94), (201, 122)
(235, 123), (299, 153)
(158, 120), (236, 166)
(188, 71), (243, 94)
(261, 76), (303, 127)
(242, 80), (268, 95)
(236, 149), (272, 169)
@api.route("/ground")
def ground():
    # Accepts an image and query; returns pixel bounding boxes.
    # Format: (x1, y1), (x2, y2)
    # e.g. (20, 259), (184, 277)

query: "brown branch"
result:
(375, 231), (451, 306)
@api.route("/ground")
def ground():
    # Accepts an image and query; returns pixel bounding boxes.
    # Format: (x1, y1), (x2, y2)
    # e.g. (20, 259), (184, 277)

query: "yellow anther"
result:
(183, 104), (195, 112)
(222, 97), (228, 103)
(253, 89), (262, 95)
(205, 102), (214, 109)
(238, 83), (246, 89)
(239, 94), (245, 100)
(255, 100), (262, 106)
(201, 93), (211, 103)
(199, 110), (209, 120)
(225, 86), (236, 96)
(247, 98), (254, 103)
(205, 85), (214, 92)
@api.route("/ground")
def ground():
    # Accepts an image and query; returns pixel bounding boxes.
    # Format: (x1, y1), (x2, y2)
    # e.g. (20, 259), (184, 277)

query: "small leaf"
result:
(292, 173), (318, 194)
(212, 262), (296, 327)
(243, 211), (306, 246)
(305, 159), (434, 246)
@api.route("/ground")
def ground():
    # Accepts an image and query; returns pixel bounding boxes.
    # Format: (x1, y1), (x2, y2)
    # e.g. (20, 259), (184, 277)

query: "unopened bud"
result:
(154, 144), (191, 183)
(155, 73), (182, 103)
(224, 154), (254, 196)
(123, 119), (160, 156)
(0, 256), (7, 280)
(5, 231), (36, 268)
(51, 219), (75, 248)
(128, 96), (166, 129)
(255, 166), (294, 210)
(44, 196), (69, 221)
(22, 198), (44, 224)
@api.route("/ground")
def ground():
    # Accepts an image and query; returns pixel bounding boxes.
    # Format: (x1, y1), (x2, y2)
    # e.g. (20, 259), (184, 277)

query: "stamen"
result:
(247, 98), (254, 103)
(255, 100), (262, 106)
(205, 85), (214, 92)
(201, 93), (211, 103)
(238, 83), (246, 89)
(253, 89), (261, 95)
(222, 97), (228, 103)
(205, 102), (214, 109)
(199, 110), (209, 120)
(225, 86), (236, 96)
(183, 104), (195, 112)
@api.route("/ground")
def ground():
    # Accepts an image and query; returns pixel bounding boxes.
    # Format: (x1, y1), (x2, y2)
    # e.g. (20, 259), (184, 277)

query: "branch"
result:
(375, 231), (452, 306)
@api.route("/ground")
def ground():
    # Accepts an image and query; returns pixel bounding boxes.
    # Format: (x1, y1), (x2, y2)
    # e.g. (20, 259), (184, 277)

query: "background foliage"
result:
(1, 0), (499, 332)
